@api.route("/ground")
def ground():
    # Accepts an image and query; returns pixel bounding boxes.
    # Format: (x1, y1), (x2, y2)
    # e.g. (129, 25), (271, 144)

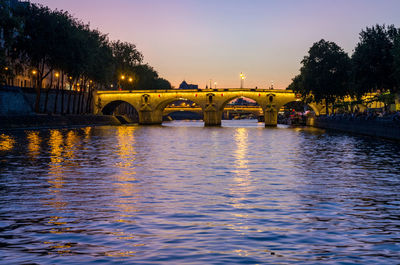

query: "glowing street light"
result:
(128, 77), (133, 83)
(32, 70), (37, 75)
(120, 75), (126, 80)
(214, 82), (217, 89)
(55, 72), (60, 78)
(240, 72), (246, 89)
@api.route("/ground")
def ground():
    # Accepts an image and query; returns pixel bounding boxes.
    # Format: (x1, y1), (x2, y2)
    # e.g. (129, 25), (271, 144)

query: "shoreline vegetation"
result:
(1, 1), (171, 116)
(287, 24), (400, 115)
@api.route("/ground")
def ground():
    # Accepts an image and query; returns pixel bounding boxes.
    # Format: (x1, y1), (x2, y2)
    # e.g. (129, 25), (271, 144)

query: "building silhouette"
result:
(178, 81), (198, 90)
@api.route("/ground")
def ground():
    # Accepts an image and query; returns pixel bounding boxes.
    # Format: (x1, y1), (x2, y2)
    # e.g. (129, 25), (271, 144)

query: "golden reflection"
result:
(104, 251), (137, 257)
(27, 131), (41, 158)
(113, 126), (139, 220)
(45, 129), (67, 214)
(48, 216), (67, 226)
(83, 127), (92, 140)
(44, 241), (73, 254)
(48, 130), (64, 192)
(228, 128), (257, 234)
(232, 128), (252, 193)
(0, 134), (15, 151)
(64, 130), (79, 162)
(116, 126), (137, 169)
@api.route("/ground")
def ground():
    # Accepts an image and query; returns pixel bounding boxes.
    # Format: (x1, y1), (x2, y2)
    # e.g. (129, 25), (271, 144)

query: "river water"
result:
(1, 120), (400, 264)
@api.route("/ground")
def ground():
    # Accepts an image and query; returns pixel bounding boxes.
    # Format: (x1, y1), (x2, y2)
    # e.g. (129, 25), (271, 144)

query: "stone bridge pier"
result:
(93, 89), (324, 127)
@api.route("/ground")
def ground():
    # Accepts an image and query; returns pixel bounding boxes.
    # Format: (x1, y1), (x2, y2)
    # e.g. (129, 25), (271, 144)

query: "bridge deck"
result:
(96, 89), (295, 94)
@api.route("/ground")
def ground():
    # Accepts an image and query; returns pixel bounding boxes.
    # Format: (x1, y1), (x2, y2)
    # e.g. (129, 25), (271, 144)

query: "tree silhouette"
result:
(352, 25), (398, 97)
(295, 39), (351, 115)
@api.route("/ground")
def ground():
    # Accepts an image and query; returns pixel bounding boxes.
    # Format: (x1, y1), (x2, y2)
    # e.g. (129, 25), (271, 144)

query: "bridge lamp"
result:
(128, 77), (133, 83)
(240, 72), (246, 88)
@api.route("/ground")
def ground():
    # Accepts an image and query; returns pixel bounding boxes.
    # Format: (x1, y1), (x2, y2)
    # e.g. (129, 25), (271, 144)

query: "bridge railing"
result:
(96, 88), (293, 94)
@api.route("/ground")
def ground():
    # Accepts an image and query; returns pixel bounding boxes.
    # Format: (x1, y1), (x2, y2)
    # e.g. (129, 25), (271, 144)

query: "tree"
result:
(352, 25), (398, 97)
(132, 64), (158, 89)
(296, 39), (351, 115)
(0, 1), (23, 85)
(2, 1), (171, 114)
(156, 78), (171, 90)
(393, 33), (400, 92)
(287, 74), (303, 92)
(111, 40), (142, 76)
(15, 4), (62, 112)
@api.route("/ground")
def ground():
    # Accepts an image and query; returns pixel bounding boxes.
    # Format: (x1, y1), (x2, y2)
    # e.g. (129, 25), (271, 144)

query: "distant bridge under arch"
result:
(93, 89), (325, 126)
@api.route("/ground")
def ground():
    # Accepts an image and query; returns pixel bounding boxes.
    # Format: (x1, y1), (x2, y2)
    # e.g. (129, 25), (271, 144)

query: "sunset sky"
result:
(34, 0), (400, 89)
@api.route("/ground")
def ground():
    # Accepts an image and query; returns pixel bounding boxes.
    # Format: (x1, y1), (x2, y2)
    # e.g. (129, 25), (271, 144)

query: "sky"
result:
(33, 0), (400, 89)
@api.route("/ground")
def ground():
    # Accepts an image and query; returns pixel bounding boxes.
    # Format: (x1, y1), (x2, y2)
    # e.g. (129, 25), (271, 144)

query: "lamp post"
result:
(55, 72), (60, 90)
(119, 75), (125, 90)
(214, 82), (217, 89)
(4, 67), (9, 86)
(128, 77), (133, 91)
(31, 70), (37, 88)
(240, 72), (245, 89)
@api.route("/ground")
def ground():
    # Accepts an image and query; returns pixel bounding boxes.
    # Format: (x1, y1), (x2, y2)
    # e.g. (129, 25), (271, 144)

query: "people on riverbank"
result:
(321, 110), (400, 124)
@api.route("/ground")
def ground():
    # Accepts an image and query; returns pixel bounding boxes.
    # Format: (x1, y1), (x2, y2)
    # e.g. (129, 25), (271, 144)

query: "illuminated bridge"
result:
(93, 89), (325, 126)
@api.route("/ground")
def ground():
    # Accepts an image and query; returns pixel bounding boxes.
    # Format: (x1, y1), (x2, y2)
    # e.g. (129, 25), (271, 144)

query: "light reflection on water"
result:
(0, 120), (400, 264)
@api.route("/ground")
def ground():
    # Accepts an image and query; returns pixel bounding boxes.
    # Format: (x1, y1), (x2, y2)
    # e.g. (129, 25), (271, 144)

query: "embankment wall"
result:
(309, 117), (400, 141)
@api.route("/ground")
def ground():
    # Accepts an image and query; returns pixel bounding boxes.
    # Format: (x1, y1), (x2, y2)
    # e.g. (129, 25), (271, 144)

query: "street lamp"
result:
(31, 70), (38, 88)
(118, 75), (126, 90)
(214, 82), (217, 89)
(128, 77), (133, 83)
(240, 72), (246, 89)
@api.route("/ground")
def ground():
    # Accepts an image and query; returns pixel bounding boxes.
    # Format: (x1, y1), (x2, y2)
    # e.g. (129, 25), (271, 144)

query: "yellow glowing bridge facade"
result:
(94, 89), (325, 126)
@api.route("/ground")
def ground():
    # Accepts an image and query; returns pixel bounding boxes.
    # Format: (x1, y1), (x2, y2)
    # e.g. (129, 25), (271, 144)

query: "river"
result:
(1, 120), (400, 264)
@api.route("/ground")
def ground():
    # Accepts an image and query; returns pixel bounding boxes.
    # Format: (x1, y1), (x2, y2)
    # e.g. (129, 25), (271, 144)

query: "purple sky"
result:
(34, 0), (400, 89)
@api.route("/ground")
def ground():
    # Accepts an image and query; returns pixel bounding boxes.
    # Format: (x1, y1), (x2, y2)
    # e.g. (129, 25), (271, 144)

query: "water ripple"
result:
(0, 120), (400, 264)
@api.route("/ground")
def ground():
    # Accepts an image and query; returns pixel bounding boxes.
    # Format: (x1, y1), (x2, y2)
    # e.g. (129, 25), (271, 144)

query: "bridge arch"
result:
(101, 100), (138, 116)
(280, 100), (321, 115)
(155, 97), (204, 113)
(219, 95), (264, 112)
(219, 96), (264, 122)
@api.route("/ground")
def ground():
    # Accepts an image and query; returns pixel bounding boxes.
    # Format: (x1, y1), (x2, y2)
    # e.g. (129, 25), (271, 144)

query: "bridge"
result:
(93, 89), (325, 126)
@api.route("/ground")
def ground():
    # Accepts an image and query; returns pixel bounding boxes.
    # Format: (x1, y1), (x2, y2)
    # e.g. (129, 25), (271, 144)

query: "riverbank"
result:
(309, 116), (400, 141)
(0, 114), (136, 130)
